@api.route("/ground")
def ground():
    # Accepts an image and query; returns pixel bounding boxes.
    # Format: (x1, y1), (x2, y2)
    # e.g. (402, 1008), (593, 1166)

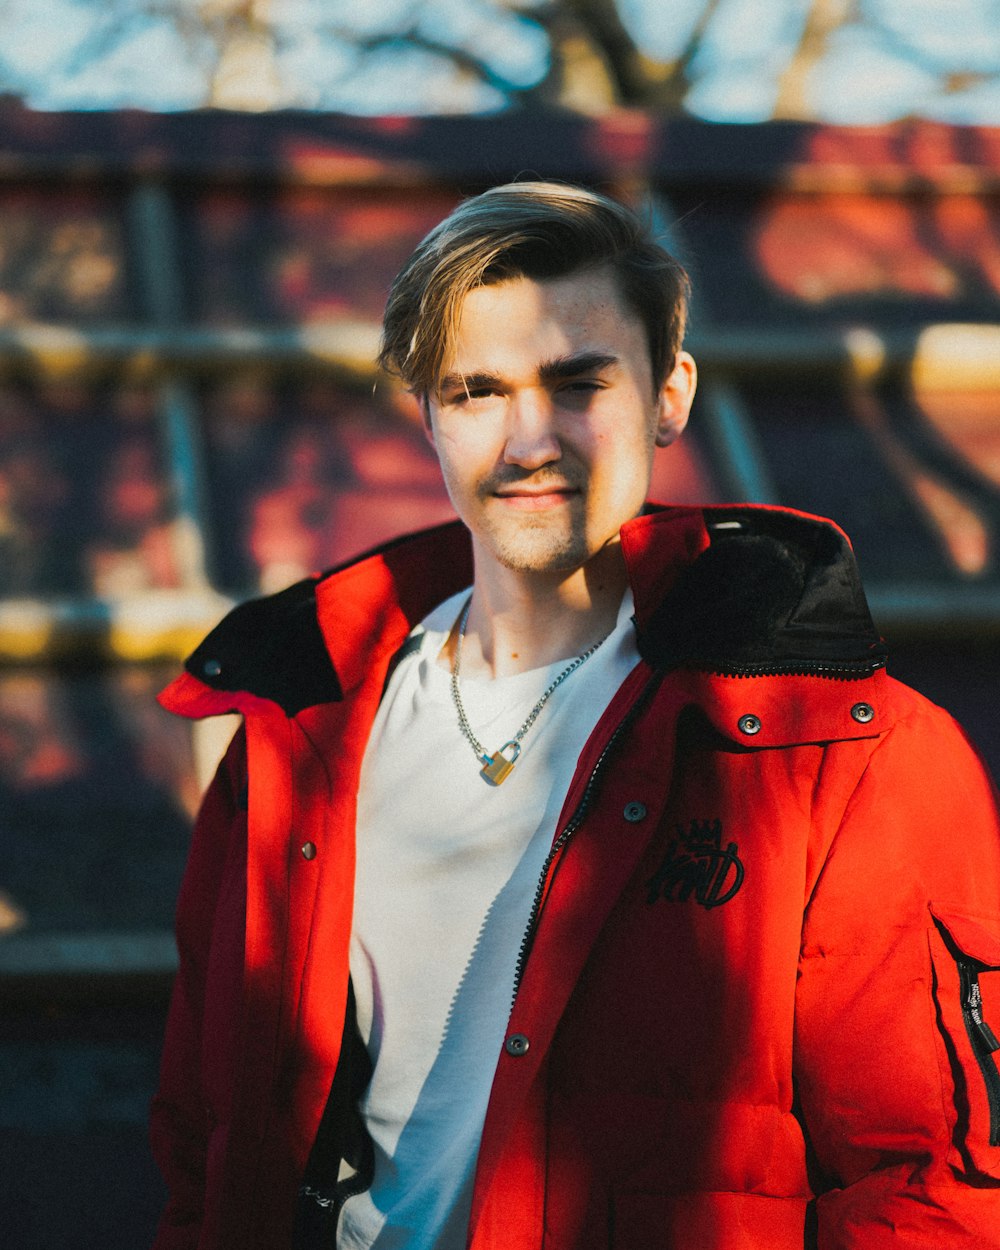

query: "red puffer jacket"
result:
(150, 504), (1000, 1250)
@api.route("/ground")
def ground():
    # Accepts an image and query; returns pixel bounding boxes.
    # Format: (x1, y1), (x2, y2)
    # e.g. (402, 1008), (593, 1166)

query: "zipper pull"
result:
(960, 961), (1000, 1053)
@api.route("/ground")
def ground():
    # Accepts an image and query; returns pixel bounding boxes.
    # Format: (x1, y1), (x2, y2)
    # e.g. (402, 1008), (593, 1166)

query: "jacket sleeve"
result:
(149, 726), (247, 1250)
(795, 692), (1000, 1247)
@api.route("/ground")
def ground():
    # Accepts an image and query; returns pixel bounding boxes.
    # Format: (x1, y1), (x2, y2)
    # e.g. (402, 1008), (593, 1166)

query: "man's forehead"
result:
(434, 270), (643, 373)
(455, 265), (627, 319)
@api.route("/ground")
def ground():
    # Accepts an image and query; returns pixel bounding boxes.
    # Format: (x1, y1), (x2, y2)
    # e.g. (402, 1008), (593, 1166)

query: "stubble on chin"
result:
(480, 508), (592, 574)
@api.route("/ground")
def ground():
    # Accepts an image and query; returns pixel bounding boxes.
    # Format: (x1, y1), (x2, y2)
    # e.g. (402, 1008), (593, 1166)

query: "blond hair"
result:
(379, 181), (689, 396)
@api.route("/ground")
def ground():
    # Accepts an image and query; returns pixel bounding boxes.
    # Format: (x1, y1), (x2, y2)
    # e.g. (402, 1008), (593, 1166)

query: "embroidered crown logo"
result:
(646, 818), (745, 910)
(680, 818), (724, 854)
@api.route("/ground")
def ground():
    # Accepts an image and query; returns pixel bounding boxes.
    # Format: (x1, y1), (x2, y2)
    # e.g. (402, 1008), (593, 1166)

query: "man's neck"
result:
(445, 544), (629, 679)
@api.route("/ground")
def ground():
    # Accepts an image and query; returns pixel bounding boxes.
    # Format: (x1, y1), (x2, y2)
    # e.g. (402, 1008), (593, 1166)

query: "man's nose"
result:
(503, 389), (561, 468)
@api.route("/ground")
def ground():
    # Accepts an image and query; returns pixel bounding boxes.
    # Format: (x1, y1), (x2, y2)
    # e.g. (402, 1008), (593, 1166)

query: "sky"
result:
(0, 0), (998, 122)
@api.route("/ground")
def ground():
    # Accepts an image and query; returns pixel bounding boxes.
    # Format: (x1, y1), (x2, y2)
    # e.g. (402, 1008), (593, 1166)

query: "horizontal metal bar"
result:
(0, 929), (177, 979)
(0, 929), (178, 1000)
(867, 582), (1000, 636)
(0, 589), (232, 664)
(1, 320), (997, 383)
(0, 321), (383, 380)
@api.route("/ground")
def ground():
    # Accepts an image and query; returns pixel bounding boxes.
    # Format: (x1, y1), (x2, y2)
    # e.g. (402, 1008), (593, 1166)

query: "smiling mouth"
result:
(492, 486), (579, 510)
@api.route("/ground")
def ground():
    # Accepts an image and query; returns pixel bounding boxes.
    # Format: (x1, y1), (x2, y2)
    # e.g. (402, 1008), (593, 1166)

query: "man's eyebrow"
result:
(436, 353), (619, 396)
(437, 370), (500, 396)
(538, 352), (619, 382)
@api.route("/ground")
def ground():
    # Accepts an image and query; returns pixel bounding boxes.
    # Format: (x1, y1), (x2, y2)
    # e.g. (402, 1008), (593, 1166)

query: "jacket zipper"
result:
(957, 958), (1000, 1147)
(302, 681), (637, 1222)
(510, 676), (660, 1010)
(701, 656), (886, 680)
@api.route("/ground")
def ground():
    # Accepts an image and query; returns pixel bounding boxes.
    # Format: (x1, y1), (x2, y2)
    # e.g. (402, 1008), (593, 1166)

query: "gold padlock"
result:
(480, 740), (521, 786)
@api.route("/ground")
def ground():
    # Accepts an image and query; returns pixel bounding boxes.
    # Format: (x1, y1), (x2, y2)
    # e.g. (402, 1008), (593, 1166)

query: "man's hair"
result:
(379, 181), (690, 396)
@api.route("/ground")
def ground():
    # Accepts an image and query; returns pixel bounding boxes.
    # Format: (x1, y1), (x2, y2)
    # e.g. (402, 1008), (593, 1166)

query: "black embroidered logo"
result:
(646, 819), (745, 909)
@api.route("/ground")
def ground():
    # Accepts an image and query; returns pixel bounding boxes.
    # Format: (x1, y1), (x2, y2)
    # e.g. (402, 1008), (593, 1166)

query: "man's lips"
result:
(491, 485), (579, 510)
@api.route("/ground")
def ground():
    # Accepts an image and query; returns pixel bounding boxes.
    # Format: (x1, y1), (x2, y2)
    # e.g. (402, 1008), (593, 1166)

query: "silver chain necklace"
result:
(450, 596), (610, 786)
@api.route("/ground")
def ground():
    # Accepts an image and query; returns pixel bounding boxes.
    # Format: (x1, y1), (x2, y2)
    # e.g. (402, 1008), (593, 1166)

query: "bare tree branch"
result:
(773, 0), (858, 120)
(5, 0), (996, 119)
(515, 0), (721, 111)
(338, 26), (535, 101)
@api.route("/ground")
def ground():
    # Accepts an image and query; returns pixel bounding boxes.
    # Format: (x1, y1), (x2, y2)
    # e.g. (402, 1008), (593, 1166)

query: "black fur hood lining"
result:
(635, 506), (886, 675)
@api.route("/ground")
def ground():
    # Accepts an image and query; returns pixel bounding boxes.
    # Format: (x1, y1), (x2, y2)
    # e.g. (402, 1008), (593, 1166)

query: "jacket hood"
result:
(167, 505), (886, 719)
(631, 505), (887, 677)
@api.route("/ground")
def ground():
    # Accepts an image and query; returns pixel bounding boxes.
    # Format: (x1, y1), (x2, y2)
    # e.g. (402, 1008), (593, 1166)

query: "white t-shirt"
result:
(338, 589), (640, 1250)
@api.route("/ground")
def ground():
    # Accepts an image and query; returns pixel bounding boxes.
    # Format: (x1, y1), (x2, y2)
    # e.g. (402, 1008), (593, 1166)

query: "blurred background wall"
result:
(0, 2), (998, 1246)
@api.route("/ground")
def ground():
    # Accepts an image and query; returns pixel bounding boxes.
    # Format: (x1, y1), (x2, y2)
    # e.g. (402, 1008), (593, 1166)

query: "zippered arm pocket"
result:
(929, 906), (1000, 1175)
(956, 957), (1000, 1145)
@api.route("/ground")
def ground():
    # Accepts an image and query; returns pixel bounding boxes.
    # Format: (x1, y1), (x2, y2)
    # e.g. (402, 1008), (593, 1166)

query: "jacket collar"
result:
(164, 504), (885, 719)
(166, 520), (472, 719)
(314, 521), (474, 698)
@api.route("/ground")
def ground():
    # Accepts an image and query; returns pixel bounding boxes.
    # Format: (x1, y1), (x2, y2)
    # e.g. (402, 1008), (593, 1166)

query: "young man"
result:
(151, 183), (1000, 1250)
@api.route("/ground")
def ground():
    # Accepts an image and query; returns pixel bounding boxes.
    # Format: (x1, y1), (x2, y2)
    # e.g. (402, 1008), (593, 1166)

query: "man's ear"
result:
(654, 351), (697, 448)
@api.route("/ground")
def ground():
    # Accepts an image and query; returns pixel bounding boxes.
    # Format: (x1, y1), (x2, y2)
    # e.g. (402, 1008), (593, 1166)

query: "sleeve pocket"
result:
(929, 905), (1000, 1178)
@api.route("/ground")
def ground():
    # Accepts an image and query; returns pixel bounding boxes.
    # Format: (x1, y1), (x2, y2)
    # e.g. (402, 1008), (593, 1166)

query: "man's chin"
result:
(467, 507), (609, 575)
(487, 533), (592, 575)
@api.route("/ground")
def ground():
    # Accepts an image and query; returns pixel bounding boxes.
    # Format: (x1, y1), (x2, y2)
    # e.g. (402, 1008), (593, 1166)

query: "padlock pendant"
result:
(480, 740), (521, 786)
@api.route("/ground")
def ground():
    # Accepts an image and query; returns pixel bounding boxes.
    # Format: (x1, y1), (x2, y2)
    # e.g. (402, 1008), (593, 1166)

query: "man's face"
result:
(423, 266), (695, 579)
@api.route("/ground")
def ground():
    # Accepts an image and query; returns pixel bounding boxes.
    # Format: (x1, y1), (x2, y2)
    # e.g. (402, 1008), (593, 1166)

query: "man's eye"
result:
(560, 380), (603, 394)
(445, 386), (499, 405)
